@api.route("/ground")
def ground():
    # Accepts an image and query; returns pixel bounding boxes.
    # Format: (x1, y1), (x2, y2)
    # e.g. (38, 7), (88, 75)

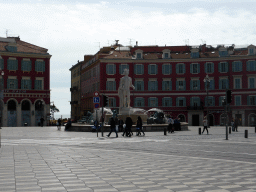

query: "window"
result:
(235, 95), (241, 106)
(106, 64), (116, 75)
(190, 63), (200, 74)
(249, 77), (255, 88)
(190, 80), (200, 90)
(0, 78), (4, 89)
(134, 98), (145, 107)
(191, 52), (199, 58)
(108, 98), (116, 107)
(176, 80), (186, 90)
(21, 79), (31, 90)
(148, 80), (158, 91)
(162, 64), (172, 75)
(248, 96), (256, 105)
(176, 97), (186, 107)
(35, 60), (45, 72)
(218, 62), (228, 73)
(7, 58), (18, 71)
(205, 62), (214, 73)
(136, 53), (142, 59)
(162, 80), (172, 91)
(190, 97), (201, 106)
(246, 60), (256, 71)
(134, 80), (144, 91)
(0, 58), (4, 70)
(148, 64), (157, 75)
(162, 97), (172, 107)
(234, 78), (241, 89)
(219, 51), (228, 57)
(176, 63), (185, 74)
(119, 64), (129, 75)
(134, 64), (144, 75)
(21, 60), (32, 72)
(106, 80), (116, 91)
(148, 98), (158, 107)
(249, 48), (254, 55)
(205, 79), (215, 90)
(219, 79), (229, 89)
(7, 79), (18, 89)
(35, 80), (43, 90)
(205, 96), (215, 106)
(164, 52), (169, 59)
(232, 61), (242, 72)
(219, 96), (226, 106)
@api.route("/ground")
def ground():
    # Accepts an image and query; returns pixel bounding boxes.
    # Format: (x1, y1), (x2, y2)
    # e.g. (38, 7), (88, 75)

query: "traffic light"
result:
(227, 90), (232, 103)
(103, 95), (109, 107)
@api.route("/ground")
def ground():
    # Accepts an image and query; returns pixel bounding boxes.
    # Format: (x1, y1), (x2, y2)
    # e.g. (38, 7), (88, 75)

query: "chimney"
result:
(115, 40), (119, 46)
(202, 44), (206, 53)
(136, 41), (138, 46)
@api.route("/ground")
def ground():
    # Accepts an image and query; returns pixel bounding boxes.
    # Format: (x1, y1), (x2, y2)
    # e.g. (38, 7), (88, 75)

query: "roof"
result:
(0, 37), (49, 55)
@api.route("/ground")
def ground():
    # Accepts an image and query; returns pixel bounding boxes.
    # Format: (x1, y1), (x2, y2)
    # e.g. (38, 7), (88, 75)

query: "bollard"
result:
(198, 127), (201, 135)
(245, 130), (248, 138)
(229, 127), (231, 134)
(164, 128), (167, 135)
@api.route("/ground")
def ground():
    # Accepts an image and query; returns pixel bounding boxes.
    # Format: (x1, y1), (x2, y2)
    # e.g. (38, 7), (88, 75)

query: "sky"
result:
(1, 0), (256, 117)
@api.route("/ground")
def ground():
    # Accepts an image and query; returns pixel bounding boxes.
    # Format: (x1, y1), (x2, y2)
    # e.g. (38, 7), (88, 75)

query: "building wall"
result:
(80, 47), (256, 126)
(0, 41), (51, 127)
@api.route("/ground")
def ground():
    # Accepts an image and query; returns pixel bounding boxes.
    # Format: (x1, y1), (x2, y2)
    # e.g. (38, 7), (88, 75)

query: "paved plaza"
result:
(0, 126), (256, 192)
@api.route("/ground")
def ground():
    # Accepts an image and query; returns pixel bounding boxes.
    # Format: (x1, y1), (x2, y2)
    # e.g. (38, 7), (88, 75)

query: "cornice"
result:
(0, 51), (52, 59)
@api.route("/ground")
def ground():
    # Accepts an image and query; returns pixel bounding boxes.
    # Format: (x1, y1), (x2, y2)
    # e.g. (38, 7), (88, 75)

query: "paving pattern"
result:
(0, 126), (256, 192)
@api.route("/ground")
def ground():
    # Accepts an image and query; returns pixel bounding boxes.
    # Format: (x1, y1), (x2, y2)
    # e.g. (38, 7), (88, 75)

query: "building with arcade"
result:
(79, 42), (256, 126)
(0, 36), (51, 127)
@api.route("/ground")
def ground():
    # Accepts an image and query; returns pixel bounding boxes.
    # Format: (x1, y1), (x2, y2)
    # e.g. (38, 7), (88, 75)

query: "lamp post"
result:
(203, 74), (210, 128)
(0, 67), (4, 128)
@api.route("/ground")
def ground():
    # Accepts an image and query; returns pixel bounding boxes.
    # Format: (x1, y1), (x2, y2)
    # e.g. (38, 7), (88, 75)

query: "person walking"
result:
(40, 117), (45, 127)
(57, 118), (61, 130)
(235, 117), (239, 132)
(107, 117), (118, 137)
(167, 116), (174, 133)
(202, 116), (209, 134)
(136, 116), (145, 136)
(123, 116), (133, 137)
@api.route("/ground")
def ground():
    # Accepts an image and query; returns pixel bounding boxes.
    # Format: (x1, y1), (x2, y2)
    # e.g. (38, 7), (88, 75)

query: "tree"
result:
(50, 104), (59, 119)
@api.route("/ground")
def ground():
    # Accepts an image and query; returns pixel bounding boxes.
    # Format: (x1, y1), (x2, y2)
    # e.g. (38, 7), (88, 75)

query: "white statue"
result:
(118, 69), (135, 108)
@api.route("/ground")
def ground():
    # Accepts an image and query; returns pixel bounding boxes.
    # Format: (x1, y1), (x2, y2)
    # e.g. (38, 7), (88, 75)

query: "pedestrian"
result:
(40, 116), (45, 127)
(202, 116), (209, 134)
(57, 118), (61, 130)
(167, 116), (174, 133)
(123, 116), (133, 137)
(118, 118), (124, 132)
(114, 116), (119, 133)
(235, 117), (239, 132)
(174, 118), (179, 131)
(107, 117), (118, 137)
(231, 118), (235, 131)
(136, 116), (145, 136)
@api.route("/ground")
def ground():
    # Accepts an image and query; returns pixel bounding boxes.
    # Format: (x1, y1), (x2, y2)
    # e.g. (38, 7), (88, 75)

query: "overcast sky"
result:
(1, 0), (256, 117)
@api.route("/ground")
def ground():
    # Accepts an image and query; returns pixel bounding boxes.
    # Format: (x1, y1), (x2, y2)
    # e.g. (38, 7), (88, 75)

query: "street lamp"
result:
(203, 74), (210, 128)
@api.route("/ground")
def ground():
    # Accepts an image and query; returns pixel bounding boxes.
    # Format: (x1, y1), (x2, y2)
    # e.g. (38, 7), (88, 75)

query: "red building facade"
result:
(80, 44), (256, 126)
(0, 37), (51, 127)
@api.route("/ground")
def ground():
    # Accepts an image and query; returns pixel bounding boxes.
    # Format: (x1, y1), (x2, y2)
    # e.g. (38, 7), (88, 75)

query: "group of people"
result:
(231, 117), (239, 132)
(107, 116), (145, 137)
(167, 116), (181, 133)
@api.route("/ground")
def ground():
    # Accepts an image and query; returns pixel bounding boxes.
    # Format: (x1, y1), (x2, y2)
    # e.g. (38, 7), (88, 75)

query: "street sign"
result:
(94, 103), (99, 108)
(93, 97), (100, 103)
(94, 91), (100, 97)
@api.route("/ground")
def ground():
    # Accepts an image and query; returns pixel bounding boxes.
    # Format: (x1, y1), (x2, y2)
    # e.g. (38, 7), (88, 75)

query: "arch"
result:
(248, 113), (256, 126)
(177, 114), (186, 122)
(8, 99), (17, 111)
(6, 98), (18, 106)
(20, 98), (32, 106)
(208, 113), (215, 126)
(21, 100), (31, 111)
(7, 99), (17, 127)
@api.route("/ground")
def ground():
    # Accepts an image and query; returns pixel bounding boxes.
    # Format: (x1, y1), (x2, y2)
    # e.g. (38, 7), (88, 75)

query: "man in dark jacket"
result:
(107, 117), (118, 137)
(123, 116), (133, 137)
